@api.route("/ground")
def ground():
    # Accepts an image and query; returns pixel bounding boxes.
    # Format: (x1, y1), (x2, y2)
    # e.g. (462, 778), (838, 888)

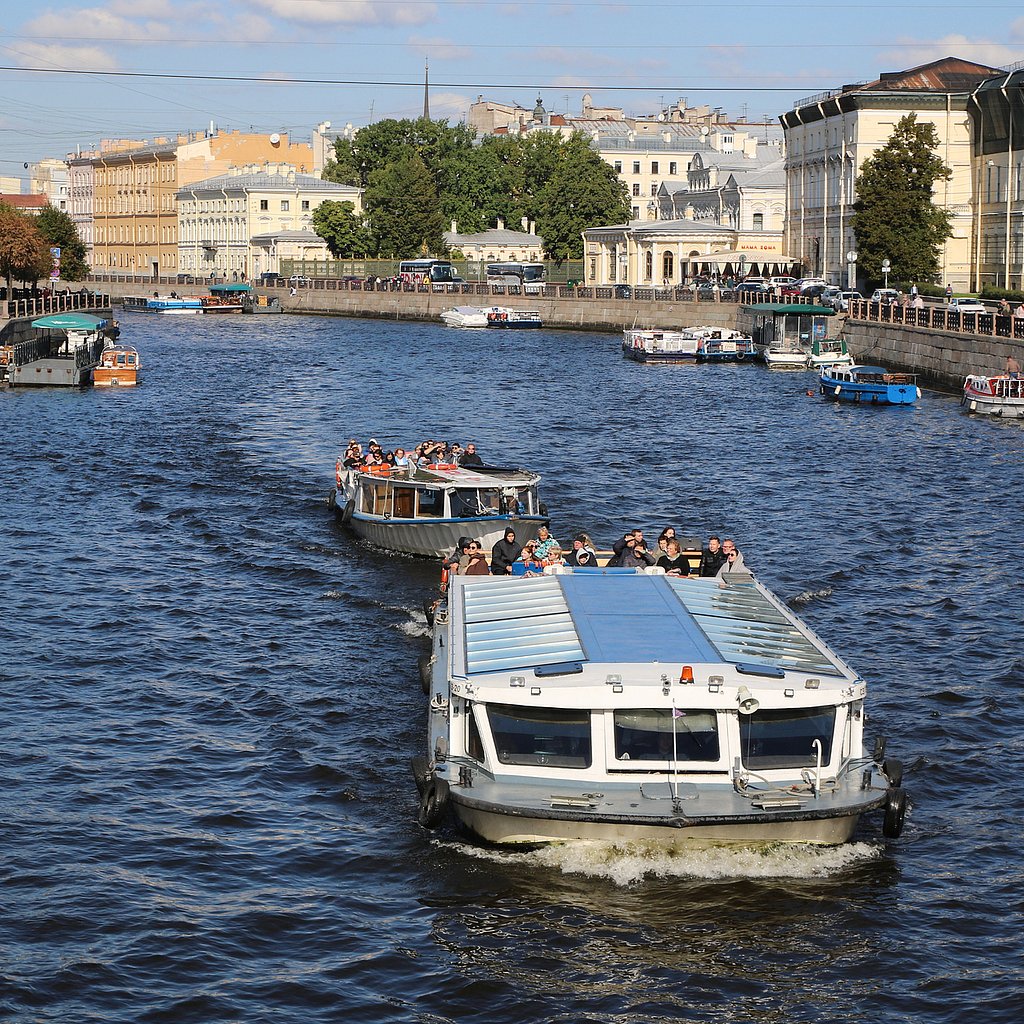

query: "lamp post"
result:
(846, 249), (857, 291)
(882, 258), (890, 290)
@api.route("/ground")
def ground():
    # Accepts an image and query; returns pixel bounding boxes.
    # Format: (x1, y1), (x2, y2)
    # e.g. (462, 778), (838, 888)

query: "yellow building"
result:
(77, 130), (313, 277)
(780, 57), (1000, 289)
(176, 165), (362, 279)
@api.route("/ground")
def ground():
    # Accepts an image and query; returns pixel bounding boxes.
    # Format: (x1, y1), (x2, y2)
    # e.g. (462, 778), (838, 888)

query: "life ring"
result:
(440, 567), (449, 593)
(341, 499), (355, 525)
(417, 776), (450, 829)
(500, 312), (507, 321)
(417, 653), (432, 695)
(335, 459), (343, 487)
(882, 758), (904, 789)
(882, 787), (907, 838)
(427, 463), (457, 471)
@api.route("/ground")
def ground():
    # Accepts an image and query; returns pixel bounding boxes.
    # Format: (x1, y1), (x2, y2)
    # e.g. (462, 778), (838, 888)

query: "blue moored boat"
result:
(820, 364), (920, 405)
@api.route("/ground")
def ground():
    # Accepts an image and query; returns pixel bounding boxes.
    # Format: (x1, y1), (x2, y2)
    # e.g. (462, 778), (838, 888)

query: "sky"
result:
(2, 0), (1024, 181)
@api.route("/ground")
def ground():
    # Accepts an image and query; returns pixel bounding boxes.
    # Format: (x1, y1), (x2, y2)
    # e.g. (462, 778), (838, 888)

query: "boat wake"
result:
(787, 586), (833, 607)
(444, 837), (881, 885)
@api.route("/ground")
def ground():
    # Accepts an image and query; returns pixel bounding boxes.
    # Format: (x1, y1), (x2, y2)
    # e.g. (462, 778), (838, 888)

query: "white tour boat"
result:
(763, 343), (809, 369)
(486, 308), (543, 329)
(962, 374), (1024, 417)
(332, 460), (549, 557)
(123, 294), (203, 315)
(622, 328), (700, 363)
(413, 567), (908, 847)
(440, 306), (491, 329)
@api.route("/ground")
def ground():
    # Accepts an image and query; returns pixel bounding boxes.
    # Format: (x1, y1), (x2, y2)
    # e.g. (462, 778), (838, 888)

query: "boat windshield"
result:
(613, 709), (720, 763)
(487, 705), (592, 768)
(452, 488), (501, 516)
(739, 707), (835, 769)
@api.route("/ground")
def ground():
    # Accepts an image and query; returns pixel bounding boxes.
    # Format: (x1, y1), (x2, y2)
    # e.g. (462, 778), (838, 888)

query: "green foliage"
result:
(325, 119), (630, 262)
(364, 153), (448, 257)
(0, 202), (53, 288)
(35, 204), (89, 281)
(980, 285), (1024, 302)
(852, 113), (953, 287)
(892, 280), (946, 298)
(311, 201), (372, 257)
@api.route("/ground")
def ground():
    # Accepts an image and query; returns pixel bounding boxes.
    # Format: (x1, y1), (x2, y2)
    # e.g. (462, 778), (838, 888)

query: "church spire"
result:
(423, 58), (430, 120)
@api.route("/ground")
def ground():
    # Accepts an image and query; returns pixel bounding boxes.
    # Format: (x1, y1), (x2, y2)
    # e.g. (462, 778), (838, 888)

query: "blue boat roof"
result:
(455, 572), (848, 678)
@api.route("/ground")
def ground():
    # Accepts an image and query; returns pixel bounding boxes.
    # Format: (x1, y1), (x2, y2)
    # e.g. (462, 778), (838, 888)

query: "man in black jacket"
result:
(699, 535), (727, 577)
(459, 443), (483, 467)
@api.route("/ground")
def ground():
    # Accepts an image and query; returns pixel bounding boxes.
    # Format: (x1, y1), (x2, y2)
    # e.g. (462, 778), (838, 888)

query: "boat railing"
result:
(995, 377), (1024, 398)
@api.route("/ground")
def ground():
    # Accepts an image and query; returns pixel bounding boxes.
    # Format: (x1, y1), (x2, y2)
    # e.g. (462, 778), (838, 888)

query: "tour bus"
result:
(398, 259), (460, 287)
(485, 262), (547, 294)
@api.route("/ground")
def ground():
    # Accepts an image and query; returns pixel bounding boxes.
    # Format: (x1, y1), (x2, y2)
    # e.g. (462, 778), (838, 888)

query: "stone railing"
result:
(1, 289), (112, 323)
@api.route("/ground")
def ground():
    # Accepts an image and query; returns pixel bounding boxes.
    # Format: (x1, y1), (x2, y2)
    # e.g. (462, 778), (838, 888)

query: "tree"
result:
(0, 203), (53, 291)
(534, 133), (631, 262)
(36, 204), (89, 281)
(364, 153), (447, 257)
(312, 201), (372, 257)
(852, 113), (953, 286)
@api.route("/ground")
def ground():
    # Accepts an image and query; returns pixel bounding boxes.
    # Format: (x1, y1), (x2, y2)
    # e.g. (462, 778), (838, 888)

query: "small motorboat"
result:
(486, 308), (543, 329)
(691, 327), (757, 362)
(962, 374), (1024, 417)
(331, 458), (549, 558)
(413, 568), (908, 848)
(93, 344), (142, 387)
(441, 306), (490, 328)
(807, 337), (854, 369)
(763, 344), (809, 369)
(622, 328), (699, 362)
(820, 364), (920, 405)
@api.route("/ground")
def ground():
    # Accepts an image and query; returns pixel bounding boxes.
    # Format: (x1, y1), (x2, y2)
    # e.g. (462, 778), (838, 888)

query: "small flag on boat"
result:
(672, 707), (685, 718)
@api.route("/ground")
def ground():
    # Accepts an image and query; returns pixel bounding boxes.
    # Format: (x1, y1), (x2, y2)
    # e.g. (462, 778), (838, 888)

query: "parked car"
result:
(837, 290), (863, 312)
(870, 288), (901, 304)
(288, 275), (312, 286)
(735, 281), (770, 299)
(767, 276), (797, 291)
(259, 272), (281, 284)
(821, 286), (843, 308)
(947, 296), (987, 313)
(801, 284), (829, 300)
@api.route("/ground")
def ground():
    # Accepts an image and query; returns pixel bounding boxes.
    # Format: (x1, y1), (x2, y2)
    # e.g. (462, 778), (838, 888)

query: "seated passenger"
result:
(512, 542), (545, 576)
(657, 539), (691, 577)
(532, 525), (559, 559)
(699, 535), (727, 577)
(444, 537), (473, 574)
(543, 545), (566, 568)
(457, 540), (490, 575)
(565, 533), (597, 566)
(716, 545), (747, 577)
(459, 443), (483, 467)
(491, 528), (522, 575)
(619, 537), (656, 569)
(393, 448), (410, 467)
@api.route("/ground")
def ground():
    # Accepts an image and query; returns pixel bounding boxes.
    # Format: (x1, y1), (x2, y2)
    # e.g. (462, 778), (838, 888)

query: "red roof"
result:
(855, 56), (1002, 94)
(0, 193), (48, 210)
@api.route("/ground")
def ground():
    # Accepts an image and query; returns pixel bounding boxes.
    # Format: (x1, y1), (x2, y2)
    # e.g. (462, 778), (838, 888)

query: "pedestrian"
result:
(1007, 354), (1022, 378)
(1015, 303), (1024, 318)
(910, 283), (918, 299)
(945, 283), (953, 303)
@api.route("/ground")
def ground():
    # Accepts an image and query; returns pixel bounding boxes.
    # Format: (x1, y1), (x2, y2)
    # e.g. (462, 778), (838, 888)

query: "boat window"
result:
(466, 702), (485, 762)
(452, 489), (486, 517)
(487, 704), (591, 768)
(116, 353), (126, 365)
(613, 709), (720, 763)
(416, 488), (443, 518)
(739, 707), (835, 769)
(360, 481), (391, 516)
(392, 486), (415, 519)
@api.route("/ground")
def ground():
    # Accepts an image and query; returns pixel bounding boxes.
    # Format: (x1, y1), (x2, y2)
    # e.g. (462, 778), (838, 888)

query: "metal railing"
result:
(848, 300), (1024, 341)
(1, 290), (112, 323)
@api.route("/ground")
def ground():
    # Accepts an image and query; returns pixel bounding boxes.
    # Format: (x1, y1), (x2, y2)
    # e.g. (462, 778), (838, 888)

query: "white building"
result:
(176, 165), (361, 279)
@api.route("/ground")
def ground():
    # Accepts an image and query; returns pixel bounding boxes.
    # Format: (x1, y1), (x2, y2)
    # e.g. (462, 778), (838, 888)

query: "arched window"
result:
(645, 250), (653, 280)
(662, 251), (674, 282)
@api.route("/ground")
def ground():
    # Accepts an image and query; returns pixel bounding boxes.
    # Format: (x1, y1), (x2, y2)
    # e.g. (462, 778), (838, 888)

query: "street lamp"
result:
(882, 258), (890, 290)
(846, 250), (857, 291)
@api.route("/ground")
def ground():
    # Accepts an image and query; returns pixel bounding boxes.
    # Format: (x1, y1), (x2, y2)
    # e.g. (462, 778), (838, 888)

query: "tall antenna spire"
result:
(423, 58), (430, 120)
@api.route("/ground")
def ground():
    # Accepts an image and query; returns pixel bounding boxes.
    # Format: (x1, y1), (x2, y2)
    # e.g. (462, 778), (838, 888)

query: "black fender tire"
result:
(418, 776), (450, 829)
(423, 599), (436, 629)
(882, 758), (904, 789)
(327, 489), (337, 510)
(883, 787), (907, 838)
(411, 755), (431, 796)
(538, 502), (549, 518)
(341, 499), (355, 525)
(417, 653), (432, 695)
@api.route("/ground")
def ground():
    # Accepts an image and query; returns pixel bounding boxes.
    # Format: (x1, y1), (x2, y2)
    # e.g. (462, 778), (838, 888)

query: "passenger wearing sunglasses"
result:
(716, 545), (746, 577)
(457, 540), (490, 575)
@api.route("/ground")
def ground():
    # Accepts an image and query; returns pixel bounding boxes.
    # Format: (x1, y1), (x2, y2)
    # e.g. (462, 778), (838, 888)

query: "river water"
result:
(2, 311), (1021, 1023)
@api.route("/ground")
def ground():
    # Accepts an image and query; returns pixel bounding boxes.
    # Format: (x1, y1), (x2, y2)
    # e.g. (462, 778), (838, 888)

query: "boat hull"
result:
(963, 376), (1024, 416)
(337, 506), (549, 557)
(622, 346), (697, 363)
(93, 369), (140, 386)
(821, 379), (919, 404)
(452, 796), (874, 848)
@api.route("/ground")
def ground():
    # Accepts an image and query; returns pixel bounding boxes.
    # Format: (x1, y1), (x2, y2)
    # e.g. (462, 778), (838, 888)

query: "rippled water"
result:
(2, 312), (1021, 1023)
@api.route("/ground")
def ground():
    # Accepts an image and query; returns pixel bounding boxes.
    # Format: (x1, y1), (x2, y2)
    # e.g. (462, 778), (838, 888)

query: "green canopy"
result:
(32, 313), (107, 330)
(742, 303), (836, 316)
(209, 283), (251, 294)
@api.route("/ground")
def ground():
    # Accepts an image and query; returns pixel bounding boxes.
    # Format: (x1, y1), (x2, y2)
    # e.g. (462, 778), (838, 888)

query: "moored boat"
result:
(486, 308), (543, 329)
(763, 344), (809, 369)
(123, 294), (202, 314)
(413, 568), (908, 847)
(332, 460), (549, 557)
(962, 374), (1024, 417)
(201, 283), (248, 313)
(807, 337), (854, 368)
(820, 364), (920, 405)
(691, 327), (756, 362)
(622, 328), (699, 363)
(441, 306), (490, 329)
(242, 292), (284, 314)
(93, 343), (142, 387)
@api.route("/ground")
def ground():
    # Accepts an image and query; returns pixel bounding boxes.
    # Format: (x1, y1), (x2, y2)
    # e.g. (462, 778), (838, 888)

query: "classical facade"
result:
(176, 166), (362, 279)
(780, 57), (1001, 288)
(29, 160), (68, 212)
(69, 130), (314, 277)
(443, 220), (544, 262)
(969, 69), (1024, 291)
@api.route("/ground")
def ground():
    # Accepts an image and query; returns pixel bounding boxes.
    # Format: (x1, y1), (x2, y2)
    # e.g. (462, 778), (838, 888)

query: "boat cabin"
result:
(743, 302), (835, 354)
